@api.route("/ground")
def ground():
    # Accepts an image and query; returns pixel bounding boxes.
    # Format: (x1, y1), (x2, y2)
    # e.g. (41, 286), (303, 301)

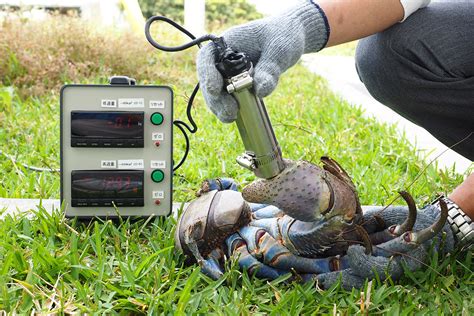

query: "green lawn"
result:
(1, 24), (473, 313)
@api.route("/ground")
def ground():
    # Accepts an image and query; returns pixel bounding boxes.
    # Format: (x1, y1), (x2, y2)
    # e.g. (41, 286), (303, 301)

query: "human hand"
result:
(196, 1), (329, 122)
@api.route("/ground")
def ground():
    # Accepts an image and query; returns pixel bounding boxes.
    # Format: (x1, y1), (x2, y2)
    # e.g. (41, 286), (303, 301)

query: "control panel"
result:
(60, 82), (172, 217)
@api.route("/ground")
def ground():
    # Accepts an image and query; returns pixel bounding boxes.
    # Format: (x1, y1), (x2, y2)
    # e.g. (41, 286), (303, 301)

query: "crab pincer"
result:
(242, 158), (361, 223)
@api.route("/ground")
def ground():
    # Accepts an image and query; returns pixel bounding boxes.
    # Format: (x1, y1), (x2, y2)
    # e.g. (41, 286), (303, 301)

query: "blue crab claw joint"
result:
(175, 189), (252, 271)
(251, 205), (285, 219)
(196, 178), (239, 197)
(199, 250), (225, 280)
(238, 225), (350, 274)
(242, 159), (361, 222)
(226, 233), (285, 280)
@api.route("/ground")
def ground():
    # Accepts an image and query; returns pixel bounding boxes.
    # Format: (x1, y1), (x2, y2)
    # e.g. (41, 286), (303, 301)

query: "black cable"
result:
(172, 83), (200, 170)
(145, 15), (216, 171)
(145, 15), (218, 52)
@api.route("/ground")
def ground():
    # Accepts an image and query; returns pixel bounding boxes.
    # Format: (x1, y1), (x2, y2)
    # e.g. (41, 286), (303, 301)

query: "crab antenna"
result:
(412, 198), (448, 244)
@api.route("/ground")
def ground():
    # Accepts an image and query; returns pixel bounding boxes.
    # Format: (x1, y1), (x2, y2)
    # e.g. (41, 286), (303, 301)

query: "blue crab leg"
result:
(226, 233), (285, 280)
(183, 224), (224, 280)
(238, 226), (349, 274)
(251, 205), (285, 220)
(196, 178), (238, 196)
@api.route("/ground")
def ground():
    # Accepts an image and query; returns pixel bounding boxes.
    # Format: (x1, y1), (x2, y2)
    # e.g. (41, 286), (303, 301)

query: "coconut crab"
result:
(175, 157), (453, 287)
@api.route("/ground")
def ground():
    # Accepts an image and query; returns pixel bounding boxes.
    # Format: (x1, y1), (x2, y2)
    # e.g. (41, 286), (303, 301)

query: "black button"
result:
(113, 199), (126, 207)
(72, 139), (88, 147)
(72, 199), (88, 207)
(126, 140), (143, 148)
(127, 199), (144, 207)
(101, 200), (113, 207)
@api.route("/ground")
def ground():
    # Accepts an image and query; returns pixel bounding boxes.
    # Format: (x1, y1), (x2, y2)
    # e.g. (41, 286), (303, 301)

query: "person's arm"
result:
(449, 173), (474, 218)
(197, 0), (430, 123)
(319, 0), (404, 47)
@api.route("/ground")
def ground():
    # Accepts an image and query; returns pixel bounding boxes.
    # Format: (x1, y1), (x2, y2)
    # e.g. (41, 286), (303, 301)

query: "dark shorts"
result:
(356, 1), (474, 160)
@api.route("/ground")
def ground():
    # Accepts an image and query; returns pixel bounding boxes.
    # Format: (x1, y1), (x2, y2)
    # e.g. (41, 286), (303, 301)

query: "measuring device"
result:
(145, 16), (287, 180)
(60, 15), (287, 218)
(60, 77), (173, 218)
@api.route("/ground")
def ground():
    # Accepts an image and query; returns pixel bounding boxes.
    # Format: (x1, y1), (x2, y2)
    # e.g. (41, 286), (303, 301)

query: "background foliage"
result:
(138, 0), (262, 25)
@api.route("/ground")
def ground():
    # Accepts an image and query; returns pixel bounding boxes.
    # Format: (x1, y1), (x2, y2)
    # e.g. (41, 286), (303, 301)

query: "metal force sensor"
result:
(214, 38), (286, 179)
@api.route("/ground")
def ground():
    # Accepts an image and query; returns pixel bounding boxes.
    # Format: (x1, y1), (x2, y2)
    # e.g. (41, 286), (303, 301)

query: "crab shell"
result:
(175, 190), (252, 263)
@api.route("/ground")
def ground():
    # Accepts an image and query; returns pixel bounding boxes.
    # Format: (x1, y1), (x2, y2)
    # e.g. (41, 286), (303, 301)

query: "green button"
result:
(150, 112), (164, 125)
(151, 170), (165, 183)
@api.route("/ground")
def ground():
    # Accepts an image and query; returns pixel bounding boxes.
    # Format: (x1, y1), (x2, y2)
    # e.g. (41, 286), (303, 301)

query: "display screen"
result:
(71, 111), (144, 139)
(71, 170), (144, 199)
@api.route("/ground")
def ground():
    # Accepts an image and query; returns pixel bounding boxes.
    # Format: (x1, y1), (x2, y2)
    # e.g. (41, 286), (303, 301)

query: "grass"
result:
(1, 17), (473, 314)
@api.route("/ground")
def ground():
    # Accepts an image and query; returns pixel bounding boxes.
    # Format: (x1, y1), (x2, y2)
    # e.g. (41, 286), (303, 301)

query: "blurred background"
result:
(0, 0), (470, 200)
(0, 0), (273, 98)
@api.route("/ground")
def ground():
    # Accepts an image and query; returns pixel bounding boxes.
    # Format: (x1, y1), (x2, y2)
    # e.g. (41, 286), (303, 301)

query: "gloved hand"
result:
(197, 0), (330, 122)
(227, 202), (455, 290)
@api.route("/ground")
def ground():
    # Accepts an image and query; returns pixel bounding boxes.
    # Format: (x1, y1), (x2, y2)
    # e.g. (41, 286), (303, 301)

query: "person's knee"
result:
(355, 32), (404, 109)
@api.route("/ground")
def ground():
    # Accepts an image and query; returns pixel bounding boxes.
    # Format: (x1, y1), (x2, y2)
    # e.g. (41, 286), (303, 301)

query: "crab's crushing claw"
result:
(242, 158), (361, 223)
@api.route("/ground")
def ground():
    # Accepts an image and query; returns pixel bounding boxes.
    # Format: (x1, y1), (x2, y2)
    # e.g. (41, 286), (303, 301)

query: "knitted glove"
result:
(196, 0), (330, 122)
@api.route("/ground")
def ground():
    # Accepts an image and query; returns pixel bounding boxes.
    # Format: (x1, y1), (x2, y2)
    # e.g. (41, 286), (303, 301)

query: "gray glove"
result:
(197, 0), (330, 122)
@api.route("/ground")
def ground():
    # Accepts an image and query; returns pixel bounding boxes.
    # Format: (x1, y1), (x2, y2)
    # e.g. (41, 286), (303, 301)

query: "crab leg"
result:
(251, 205), (285, 220)
(196, 177), (239, 197)
(365, 199), (449, 257)
(400, 198), (448, 245)
(184, 224), (224, 280)
(227, 233), (286, 280)
(368, 191), (418, 245)
(237, 226), (349, 274)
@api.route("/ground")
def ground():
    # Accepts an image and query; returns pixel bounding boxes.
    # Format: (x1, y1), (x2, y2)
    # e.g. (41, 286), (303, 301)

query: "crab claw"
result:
(200, 250), (226, 280)
(242, 159), (360, 222)
(175, 189), (252, 273)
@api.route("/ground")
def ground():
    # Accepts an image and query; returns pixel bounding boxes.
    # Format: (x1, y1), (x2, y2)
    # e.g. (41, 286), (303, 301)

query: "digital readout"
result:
(71, 170), (144, 199)
(71, 111), (144, 139)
